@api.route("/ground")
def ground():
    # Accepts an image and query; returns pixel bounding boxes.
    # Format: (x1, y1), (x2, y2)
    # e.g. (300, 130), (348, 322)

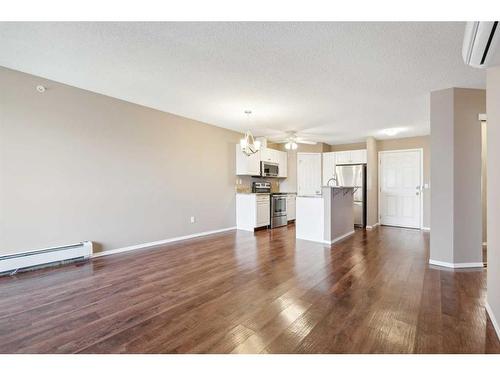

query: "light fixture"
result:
(36, 85), (46, 93)
(240, 111), (261, 156)
(285, 141), (298, 150)
(381, 127), (403, 137)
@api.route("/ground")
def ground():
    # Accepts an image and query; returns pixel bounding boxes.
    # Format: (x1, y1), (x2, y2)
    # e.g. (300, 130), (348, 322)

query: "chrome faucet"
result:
(327, 177), (338, 187)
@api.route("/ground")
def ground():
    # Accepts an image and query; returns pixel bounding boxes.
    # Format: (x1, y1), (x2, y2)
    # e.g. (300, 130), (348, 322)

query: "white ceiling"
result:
(0, 22), (486, 144)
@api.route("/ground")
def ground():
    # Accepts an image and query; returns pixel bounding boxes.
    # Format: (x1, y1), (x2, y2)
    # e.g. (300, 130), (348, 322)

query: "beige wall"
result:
(430, 88), (455, 263)
(487, 67), (500, 333)
(454, 89), (484, 263)
(430, 88), (485, 265)
(377, 136), (431, 228)
(330, 142), (366, 151)
(0, 67), (242, 255)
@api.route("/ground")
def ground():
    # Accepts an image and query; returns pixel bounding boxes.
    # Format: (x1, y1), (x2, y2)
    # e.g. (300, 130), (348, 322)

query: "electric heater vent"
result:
(0, 241), (93, 275)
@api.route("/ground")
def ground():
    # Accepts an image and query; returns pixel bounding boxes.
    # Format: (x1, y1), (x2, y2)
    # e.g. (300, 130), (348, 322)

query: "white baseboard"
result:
(366, 223), (379, 230)
(422, 227), (431, 231)
(429, 259), (485, 269)
(92, 227), (236, 259)
(323, 230), (355, 245)
(486, 301), (500, 340)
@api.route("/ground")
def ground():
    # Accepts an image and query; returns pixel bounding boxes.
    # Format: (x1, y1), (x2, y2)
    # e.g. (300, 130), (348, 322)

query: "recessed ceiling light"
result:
(381, 128), (403, 137)
(36, 85), (46, 93)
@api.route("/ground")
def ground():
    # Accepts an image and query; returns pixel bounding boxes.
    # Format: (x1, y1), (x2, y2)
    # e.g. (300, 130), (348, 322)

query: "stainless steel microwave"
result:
(261, 161), (279, 177)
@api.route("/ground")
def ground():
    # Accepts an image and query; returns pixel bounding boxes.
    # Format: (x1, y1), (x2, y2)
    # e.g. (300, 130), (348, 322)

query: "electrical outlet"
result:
(190, 216), (196, 224)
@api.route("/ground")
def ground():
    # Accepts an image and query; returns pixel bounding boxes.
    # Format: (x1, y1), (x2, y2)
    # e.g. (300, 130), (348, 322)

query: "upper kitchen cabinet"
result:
(334, 149), (367, 164)
(235, 144), (261, 176)
(261, 148), (280, 164)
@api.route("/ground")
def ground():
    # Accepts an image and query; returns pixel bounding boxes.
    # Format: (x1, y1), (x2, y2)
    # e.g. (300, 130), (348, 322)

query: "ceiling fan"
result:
(272, 131), (317, 150)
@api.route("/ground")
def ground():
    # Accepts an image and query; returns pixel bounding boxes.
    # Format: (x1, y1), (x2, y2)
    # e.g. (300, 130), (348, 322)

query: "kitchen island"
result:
(295, 186), (355, 244)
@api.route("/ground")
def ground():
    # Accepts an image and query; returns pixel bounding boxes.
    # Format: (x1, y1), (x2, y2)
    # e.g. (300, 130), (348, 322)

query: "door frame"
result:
(378, 148), (423, 229)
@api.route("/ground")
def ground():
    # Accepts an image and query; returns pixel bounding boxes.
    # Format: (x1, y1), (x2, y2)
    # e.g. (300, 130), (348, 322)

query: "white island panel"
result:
(296, 197), (324, 243)
(295, 187), (355, 244)
(323, 187), (355, 244)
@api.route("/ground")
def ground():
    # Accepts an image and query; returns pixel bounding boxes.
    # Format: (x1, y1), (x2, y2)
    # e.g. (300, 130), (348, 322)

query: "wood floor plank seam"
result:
(1, 225), (499, 353)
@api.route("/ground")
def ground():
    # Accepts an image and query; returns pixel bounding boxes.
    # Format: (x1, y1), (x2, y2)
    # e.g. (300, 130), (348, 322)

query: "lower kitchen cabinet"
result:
(236, 193), (270, 231)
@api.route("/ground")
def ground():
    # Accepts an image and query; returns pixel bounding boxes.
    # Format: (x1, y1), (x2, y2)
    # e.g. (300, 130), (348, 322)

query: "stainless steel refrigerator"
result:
(335, 164), (367, 228)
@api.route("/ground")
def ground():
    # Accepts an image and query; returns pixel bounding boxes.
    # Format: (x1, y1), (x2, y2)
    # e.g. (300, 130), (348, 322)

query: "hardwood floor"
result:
(0, 225), (499, 353)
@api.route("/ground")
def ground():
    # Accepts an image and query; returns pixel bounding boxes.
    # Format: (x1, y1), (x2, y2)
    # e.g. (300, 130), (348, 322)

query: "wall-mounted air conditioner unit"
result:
(463, 21), (500, 68)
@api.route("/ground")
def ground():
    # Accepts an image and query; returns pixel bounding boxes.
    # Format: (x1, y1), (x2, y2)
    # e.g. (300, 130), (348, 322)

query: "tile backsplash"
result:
(235, 176), (280, 193)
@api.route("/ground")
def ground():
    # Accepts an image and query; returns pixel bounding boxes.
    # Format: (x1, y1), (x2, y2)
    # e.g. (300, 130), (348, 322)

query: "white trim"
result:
(378, 148), (424, 230)
(486, 301), (500, 340)
(322, 230), (355, 245)
(429, 259), (484, 269)
(92, 227), (236, 259)
(422, 227), (431, 231)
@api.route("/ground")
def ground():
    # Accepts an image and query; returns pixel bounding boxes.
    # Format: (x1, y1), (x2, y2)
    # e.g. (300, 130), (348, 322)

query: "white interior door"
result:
(297, 153), (322, 196)
(379, 150), (422, 229)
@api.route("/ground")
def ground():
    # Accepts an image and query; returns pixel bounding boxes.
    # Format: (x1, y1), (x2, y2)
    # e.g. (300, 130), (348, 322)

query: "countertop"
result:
(236, 192), (297, 195)
(298, 186), (354, 198)
(236, 192), (270, 195)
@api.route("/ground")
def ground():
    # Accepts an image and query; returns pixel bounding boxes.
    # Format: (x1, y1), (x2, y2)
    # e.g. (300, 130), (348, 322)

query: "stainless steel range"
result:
(270, 193), (288, 228)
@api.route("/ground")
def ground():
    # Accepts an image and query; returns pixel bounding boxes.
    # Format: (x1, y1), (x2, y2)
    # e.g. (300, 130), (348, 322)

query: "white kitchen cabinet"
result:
(236, 144), (261, 176)
(286, 194), (296, 221)
(334, 151), (351, 164)
(322, 152), (336, 185)
(236, 193), (270, 231)
(256, 195), (271, 227)
(261, 148), (280, 164)
(350, 149), (367, 163)
(334, 149), (367, 165)
(297, 153), (322, 196)
(278, 151), (288, 178)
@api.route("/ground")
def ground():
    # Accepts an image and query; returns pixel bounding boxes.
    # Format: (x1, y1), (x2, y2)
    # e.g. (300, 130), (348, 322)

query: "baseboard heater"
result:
(0, 241), (93, 275)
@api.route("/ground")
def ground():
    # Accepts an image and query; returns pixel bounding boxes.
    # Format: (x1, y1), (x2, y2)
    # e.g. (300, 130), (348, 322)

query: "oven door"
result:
(261, 162), (279, 177)
(271, 195), (288, 228)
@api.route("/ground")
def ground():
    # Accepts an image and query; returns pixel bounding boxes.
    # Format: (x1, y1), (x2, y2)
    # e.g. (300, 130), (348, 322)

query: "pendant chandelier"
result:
(240, 110), (261, 156)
